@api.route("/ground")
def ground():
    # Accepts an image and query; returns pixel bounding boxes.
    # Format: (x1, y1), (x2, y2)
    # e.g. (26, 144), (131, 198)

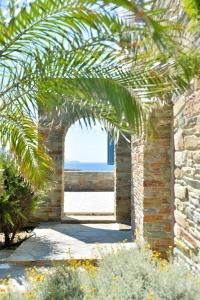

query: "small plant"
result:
(80, 246), (200, 300)
(2, 247), (200, 300)
(0, 152), (42, 247)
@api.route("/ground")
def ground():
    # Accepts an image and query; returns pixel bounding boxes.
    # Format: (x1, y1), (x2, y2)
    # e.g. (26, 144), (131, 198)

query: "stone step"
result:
(61, 214), (116, 223)
(64, 212), (114, 216)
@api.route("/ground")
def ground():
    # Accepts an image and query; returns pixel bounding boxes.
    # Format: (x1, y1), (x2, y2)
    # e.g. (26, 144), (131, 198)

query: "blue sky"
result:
(65, 121), (107, 162)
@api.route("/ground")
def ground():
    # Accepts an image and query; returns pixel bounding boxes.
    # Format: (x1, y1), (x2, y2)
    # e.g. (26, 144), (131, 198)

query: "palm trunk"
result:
(4, 231), (11, 247)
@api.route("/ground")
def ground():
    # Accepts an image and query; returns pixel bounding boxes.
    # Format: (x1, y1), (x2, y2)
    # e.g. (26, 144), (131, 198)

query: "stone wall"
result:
(64, 171), (114, 191)
(131, 139), (144, 239)
(174, 80), (200, 272)
(35, 108), (132, 222)
(131, 104), (174, 254)
(115, 135), (132, 224)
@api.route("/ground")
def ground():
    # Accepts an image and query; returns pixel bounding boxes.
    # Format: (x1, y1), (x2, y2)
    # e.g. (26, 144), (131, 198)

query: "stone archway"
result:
(33, 103), (175, 256)
(34, 85), (200, 269)
(34, 108), (132, 224)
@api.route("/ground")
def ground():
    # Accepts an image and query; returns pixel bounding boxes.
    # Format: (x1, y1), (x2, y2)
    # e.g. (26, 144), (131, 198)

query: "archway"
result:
(35, 104), (175, 256)
(63, 119), (115, 221)
(37, 108), (132, 225)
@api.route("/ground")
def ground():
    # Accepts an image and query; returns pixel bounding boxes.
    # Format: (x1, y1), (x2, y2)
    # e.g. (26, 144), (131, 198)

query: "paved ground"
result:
(0, 263), (26, 279)
(0, 264), (50, 291)
(0, 223), (134, 286)
(64, 191), (114, 214)
(2, 223), (133, 264)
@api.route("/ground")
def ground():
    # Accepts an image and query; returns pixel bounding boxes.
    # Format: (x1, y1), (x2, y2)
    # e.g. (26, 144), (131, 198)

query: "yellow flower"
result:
(112, 276), (118, 281)
(0, 287), (6, 293)
(148, 290), (154, 300)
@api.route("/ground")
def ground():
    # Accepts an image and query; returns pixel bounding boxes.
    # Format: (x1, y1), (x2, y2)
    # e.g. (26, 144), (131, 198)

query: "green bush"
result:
(80, 247), (200, 300)
(2, 247), (200, 300)
(0, 153), (42, 246)
(37, 267), (83, 300)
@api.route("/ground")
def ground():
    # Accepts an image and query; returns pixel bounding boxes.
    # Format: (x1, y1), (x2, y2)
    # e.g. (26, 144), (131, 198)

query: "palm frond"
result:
(0, 0), (199, 187)
(0, 104), (52, 188)
(0, 0), (124, 63)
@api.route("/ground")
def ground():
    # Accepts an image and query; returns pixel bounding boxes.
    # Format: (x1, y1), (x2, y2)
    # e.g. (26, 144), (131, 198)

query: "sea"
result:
(64, 162), (114, 171)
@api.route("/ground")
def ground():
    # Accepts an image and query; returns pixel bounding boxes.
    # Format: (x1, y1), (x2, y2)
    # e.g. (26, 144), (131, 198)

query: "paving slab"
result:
(4, 223), (135, 265)
(64, 191), (114, 214)
(0, 250), (14, 262)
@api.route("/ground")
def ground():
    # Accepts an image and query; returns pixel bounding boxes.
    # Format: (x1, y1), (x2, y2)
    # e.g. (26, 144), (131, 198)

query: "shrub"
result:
(81, 247), (200, 300)
(37, 267), (83, 300)
(0, 153), (42, 246)
(0, 267), (83, 300)
(2, 247), (200, 300)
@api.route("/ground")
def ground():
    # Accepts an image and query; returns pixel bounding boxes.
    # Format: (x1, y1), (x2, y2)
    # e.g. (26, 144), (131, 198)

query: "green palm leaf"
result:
(0, 0), (199, 187)
(0, 105), (52, 187)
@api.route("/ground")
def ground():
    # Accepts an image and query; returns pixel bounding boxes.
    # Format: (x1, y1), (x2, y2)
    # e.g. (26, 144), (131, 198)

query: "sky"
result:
(65, 121), (107, 163)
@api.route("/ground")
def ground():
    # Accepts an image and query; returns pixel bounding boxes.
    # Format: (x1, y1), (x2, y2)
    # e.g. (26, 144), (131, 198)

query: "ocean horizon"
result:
(64, 162), (114, 171)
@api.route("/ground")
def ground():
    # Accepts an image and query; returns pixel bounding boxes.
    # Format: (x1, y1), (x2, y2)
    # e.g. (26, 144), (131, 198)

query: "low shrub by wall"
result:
(3, 247), (200, 299)
(64, 171), (114, 191)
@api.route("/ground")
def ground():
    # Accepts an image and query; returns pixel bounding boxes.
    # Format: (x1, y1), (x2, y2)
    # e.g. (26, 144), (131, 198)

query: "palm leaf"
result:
(0, 105), (52, 188)
(0, 0), (199, 187)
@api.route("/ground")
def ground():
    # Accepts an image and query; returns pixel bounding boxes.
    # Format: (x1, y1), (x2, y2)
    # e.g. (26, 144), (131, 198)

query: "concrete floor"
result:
(64, 191), (114, 214)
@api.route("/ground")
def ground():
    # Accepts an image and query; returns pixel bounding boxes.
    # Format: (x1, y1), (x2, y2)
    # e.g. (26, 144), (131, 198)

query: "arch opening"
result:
(63, 119), (115, 221)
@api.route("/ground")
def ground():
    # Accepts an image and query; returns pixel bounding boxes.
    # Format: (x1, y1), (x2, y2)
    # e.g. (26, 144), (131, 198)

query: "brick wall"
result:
(174, 80), (200, 272)
(64, 171), (114, 191)
(131, 104), (174, 254)
(115, 135), (132, 224)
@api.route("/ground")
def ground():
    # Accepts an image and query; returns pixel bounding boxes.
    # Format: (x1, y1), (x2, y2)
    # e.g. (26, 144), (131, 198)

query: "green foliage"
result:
(0, 0), (127, 186)
(3, 247), (200, 300)
(38, 268), (83, 300)
(0, 0), (200, 186)
(0, 152), (42, 246)
(81, 248), (200, 300)
(183, 0), (200, 19)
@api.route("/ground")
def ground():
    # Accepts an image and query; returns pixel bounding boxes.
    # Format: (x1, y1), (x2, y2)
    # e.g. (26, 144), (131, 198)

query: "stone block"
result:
(184, 135), (199, 150)
(193, 151), (200, 164)
(174, 210), (187, 228)
(175, 198), (187, 212)
(174, 129), (184, 150)
(181, 167), (194, 177)
(173, 96), (185, 117)
(186, 206), (194, 221)
(174, 168), (182, 179)
(181, 228), (198, 250)
(193, 211), (200, 225)
(175, 151), (187, 167)
(174, 223), (181, 237)
(185, 178), (200, 190)
(174, 184), (187, 200)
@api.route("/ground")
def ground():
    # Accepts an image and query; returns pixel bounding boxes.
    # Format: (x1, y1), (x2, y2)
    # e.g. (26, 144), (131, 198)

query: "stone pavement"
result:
(2, 223), (134, 266)
(64, 191), (114, 214)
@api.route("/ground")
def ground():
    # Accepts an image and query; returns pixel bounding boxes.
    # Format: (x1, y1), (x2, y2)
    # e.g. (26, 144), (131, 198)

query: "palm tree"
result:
(0, 0), (199, 186)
